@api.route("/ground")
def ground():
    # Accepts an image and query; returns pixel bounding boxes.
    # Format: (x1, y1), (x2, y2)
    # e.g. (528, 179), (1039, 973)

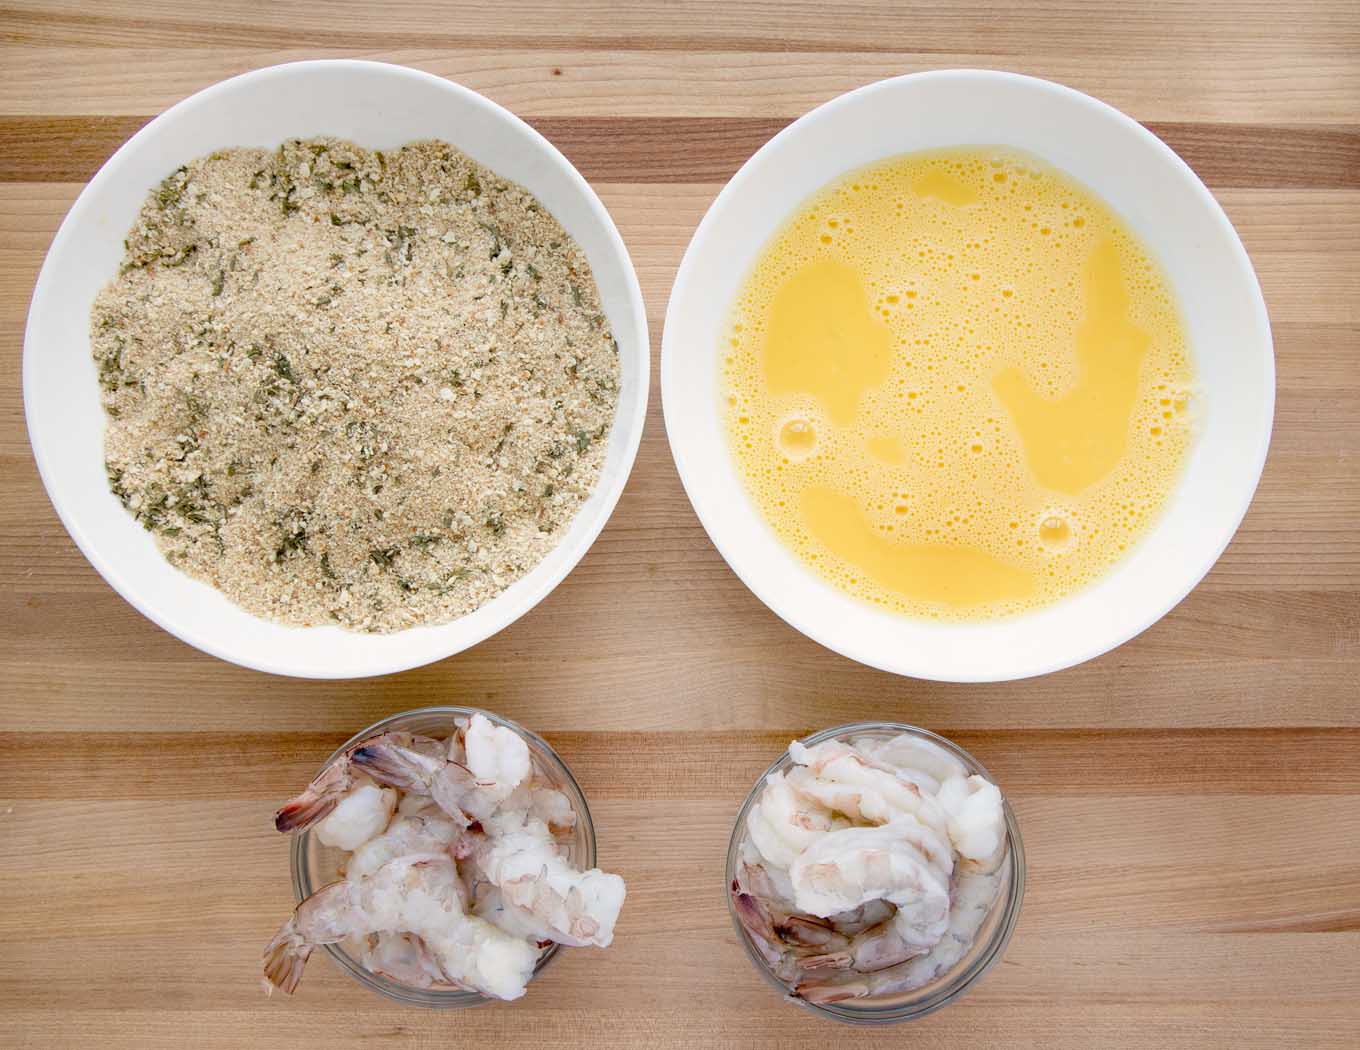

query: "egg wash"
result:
(722, 148), (1195, 619)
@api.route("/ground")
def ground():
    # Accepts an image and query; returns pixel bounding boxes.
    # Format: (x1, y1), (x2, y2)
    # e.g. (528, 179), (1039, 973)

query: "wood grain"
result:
(3, 46), (1359, 123)
(3, 115), (1360, 186)
(2, 2), (1359, 1048)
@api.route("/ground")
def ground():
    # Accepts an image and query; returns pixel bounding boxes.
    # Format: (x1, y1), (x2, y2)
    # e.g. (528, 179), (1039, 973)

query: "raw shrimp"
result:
(734, 730), (1010, 1005)
(396, 792), (444, 819)
(787, 741), (951, 837)
(471, 810), (626, 948)
(499, 782), (578, 835)
(827, 898), (896, 937)
(731, 876), (850, 970)
(851, 734), (967, 795)
(349, 715), (531, 826)
(273, 733), (444, 833)
(796, 938), (967, 1004)
(746, 770), (839, 871)
(471, 883), (554, 946)
(801, 906), (942, 973)
(352, 932), (447, 989)
(261, 853), (539, 1000)
(314, 783), (397, 851)
(788, 823), (951, 959)
(949, 864), (1006, 941)
(795, 867), (1005, 1003)
(464, 714), (532, 795)
(784, 819), (952, 973)
(794, 854), (1006, 1001)
(739, 841), (797, 904)
(937, 774), (1006, 869)
(345, 812), (464, 880)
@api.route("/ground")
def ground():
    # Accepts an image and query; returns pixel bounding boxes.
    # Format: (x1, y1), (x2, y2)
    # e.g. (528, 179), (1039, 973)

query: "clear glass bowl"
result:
(289, 705), (596, 1007)
(726, 721), (1025, 1025)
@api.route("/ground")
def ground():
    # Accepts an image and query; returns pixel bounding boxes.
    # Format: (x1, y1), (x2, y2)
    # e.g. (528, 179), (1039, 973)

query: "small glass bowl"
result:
(726, 722), (1025, 1025)
(289, 705), (596, 1008)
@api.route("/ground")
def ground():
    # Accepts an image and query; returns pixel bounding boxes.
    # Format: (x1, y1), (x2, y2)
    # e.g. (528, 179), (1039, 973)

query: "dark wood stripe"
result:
(3, 728), (1356, 800)
(1, 115), (1357, 189)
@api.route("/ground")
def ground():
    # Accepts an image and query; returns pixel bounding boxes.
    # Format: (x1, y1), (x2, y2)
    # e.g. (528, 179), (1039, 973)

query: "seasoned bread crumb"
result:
(92, 137), (620, 632)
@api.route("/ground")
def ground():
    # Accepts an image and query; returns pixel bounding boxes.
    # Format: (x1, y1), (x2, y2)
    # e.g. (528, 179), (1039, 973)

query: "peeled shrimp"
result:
(796, 866), (1006, 1003)
(464, 714), (532, 796)
(739, 842), (798, 904)
(731, 877), (851, 972)
(471, 810), (625, 948)
(788, 822), (952, 953)
(827, 898), (897, 937)
(351, 931), (447, 989)
(733, 731), (1010, 1004)
(345, 812), (464, 880)
(471, 883), (555, 946)
(851, 734), (967, 795)
(273, 733), (444, 833)
(746, 770), (839, 871)
(802, 906), (942, 974)
(796, 937), (967, 1004)
(794, 855), (1009, 1003)
(314, 783), (397, 851)
(396, 791), (444, 819)
(261, 853), (539, 1000)
(788, 818), (952, 917)
(787, 741), (950, 837)
(499, 783), (578, 835)
(937, 774), (1006, 869)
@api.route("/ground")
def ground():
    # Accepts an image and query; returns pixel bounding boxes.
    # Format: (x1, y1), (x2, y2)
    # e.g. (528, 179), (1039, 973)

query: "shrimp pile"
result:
(262, 713), (625, 1001)
(732, 731), (1008, 1005)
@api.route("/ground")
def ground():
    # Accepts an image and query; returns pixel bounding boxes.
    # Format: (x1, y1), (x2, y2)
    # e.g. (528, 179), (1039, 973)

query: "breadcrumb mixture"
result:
(91, 137), (619, 632)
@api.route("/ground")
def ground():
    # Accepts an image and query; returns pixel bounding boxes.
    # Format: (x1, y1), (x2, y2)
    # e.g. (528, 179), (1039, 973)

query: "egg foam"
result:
(721, 147), (1195, 620)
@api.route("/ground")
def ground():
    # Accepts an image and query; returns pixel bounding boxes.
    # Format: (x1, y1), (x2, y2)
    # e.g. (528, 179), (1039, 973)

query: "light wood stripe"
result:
(3, 0), (1358, 54)
(3, 728), (1357, 799)
(2, 47), (1358, 123)
(2, 799), (1357, 934)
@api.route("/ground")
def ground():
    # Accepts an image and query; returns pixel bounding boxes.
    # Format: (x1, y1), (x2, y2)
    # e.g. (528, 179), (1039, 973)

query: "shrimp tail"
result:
(795, 977), (872, 1004)
(732, 890), (785, 966)
(274, 761), (352, 834)
(776, 914), (846, 950)
(797, 950), (853, 971)
(261, 919), (313, 996)
(349, 734), (441, 794)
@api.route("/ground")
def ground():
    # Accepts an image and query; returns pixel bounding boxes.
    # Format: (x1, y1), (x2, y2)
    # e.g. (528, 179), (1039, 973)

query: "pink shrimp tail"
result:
(732, 890), (785, 967)
(274, 761), (351, 833)
(798, 950), (853, 971)
(261, 920), (313, 996)
(795, 977), (871, 1004)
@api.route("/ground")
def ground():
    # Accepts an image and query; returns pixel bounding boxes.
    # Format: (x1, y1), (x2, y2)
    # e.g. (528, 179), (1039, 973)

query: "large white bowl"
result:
(662, 70), (1273, 682)
(24, 60), (649, 678)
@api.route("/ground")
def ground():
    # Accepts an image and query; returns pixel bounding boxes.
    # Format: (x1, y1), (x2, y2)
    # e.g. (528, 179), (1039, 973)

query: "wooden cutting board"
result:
(2, 3), (1357, 1047)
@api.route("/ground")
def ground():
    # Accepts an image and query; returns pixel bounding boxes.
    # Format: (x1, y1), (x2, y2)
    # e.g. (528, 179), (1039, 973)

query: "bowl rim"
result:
(725, 721), (1025, 1024)
(661, 68), (1275, 682)
(23, 59), (650, 679)
(289, 705), (598, 1007)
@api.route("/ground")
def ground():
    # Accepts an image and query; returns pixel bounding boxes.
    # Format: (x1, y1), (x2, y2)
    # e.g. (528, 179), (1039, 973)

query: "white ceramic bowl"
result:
(24, 60), (649, 678)
(662, 70), (1273, 682)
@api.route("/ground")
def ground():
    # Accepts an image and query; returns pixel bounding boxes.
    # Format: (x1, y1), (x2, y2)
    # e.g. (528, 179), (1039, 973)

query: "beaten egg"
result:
(722, 148), (1194, 619)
